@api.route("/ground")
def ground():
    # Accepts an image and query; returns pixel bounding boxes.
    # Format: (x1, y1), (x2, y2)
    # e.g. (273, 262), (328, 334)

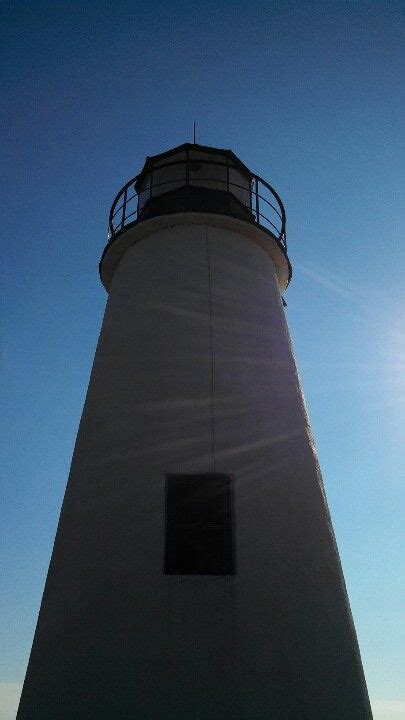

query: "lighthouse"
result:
(17, 143), (372, 719)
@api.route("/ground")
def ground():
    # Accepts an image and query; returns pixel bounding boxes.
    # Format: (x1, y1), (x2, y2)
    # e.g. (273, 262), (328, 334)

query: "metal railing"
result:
(108, 156), (287, 254)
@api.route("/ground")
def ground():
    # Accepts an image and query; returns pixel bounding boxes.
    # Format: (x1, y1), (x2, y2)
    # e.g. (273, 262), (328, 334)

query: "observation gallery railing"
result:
(108, 155), (287, 254)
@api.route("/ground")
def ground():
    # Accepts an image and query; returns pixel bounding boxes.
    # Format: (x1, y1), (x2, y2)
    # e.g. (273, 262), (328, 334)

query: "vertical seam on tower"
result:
(205, 226), (216, 473)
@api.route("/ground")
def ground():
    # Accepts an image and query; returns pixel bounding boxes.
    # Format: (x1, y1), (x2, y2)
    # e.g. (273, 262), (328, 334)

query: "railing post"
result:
(255, 177), (260, 222)
(121, 188), (127, 231)
(135, 183), (139, 222)
(186, 147), (189, 186)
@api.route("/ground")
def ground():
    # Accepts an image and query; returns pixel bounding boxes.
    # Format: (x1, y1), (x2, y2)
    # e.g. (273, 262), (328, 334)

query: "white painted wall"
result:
(17, 220), (372, 719)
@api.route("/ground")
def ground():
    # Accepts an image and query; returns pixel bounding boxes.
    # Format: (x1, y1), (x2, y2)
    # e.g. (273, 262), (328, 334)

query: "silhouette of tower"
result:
(18, 143), (372, 719)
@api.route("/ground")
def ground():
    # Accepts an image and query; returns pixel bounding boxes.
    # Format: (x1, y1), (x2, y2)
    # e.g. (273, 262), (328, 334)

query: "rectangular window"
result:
(165, 473), (235, 575)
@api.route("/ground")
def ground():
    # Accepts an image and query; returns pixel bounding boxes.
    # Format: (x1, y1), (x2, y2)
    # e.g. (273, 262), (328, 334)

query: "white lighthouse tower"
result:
(18, 143), (372, 719)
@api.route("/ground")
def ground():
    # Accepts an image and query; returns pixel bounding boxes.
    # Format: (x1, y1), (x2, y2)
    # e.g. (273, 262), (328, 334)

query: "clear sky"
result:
(1, 1), (404, 718)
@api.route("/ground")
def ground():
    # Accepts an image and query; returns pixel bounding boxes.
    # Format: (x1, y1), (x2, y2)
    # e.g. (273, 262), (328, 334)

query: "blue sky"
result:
(1, 1), (404, 717)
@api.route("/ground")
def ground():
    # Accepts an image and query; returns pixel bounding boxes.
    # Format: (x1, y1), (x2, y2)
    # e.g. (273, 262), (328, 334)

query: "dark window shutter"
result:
(165, 474), (235, 575)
